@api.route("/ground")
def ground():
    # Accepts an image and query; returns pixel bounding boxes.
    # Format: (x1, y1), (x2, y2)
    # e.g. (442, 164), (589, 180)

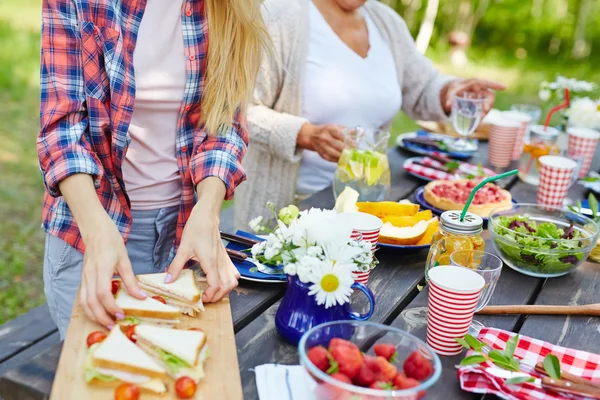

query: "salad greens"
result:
(122, 316), (141, 325)
(493, 216), (587, 274)
(156, 348), (190, 375)
(84, 344), (116, 383)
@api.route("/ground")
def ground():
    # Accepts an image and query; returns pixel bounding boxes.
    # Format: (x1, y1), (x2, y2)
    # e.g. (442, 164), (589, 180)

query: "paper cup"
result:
(567, 127), (600, 178)
(537, 156), (578, 207)
(353, 271), (370, 285)
(504, 111), (533, 160)
(488, 119), (521, 168)
(426, 266), (484, 356)
(336, 212), (383, 251)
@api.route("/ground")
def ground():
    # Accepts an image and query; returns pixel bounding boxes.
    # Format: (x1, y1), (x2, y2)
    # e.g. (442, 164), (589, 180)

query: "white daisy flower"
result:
(248, 216), (264, 233)
(308, 261), (355, 309)
(283, 262), (297, 276)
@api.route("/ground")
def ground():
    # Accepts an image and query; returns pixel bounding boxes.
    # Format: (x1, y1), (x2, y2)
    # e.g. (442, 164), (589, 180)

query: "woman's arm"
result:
(39, 0), (145, 328)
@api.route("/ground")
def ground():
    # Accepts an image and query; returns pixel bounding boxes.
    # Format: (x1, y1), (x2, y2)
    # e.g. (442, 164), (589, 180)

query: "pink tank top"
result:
(122, 0), (185, 210)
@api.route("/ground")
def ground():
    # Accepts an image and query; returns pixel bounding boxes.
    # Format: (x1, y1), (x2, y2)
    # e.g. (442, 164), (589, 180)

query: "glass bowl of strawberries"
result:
(298, 321), (441, 400)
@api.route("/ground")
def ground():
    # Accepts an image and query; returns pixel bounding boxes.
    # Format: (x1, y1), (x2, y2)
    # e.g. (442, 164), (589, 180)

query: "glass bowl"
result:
(298, 321), (442, 400)
(489, 203), (599, 278)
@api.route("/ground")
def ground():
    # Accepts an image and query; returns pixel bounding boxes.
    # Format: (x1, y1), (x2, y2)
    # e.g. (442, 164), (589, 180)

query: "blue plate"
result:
(376, 242), (430, 254)
(415, 186), (517, 222)
(224, 230), (286, 283)
(396, 131), (477, 160)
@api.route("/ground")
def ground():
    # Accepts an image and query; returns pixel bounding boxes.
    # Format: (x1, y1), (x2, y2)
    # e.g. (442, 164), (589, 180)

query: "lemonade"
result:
(518, 125), (560, 185)
(333, 148), (390, 201)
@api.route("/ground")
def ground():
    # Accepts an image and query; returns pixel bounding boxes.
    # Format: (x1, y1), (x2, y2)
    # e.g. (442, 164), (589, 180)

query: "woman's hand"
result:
(80, 213), (146, 327)
(441, 79), (506, 116)
(297, 123), (345, 162)
(59, 174), (146, 328)
(165, 177), (240, 303)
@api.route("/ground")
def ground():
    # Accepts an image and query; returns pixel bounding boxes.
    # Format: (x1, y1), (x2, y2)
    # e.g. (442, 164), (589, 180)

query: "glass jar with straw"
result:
(425, 171), (518, 280)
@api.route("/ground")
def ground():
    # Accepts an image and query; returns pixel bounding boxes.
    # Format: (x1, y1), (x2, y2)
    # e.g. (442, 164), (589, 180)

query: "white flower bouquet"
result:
(565, 97), (600, 129)
(249, 204), (377, 308)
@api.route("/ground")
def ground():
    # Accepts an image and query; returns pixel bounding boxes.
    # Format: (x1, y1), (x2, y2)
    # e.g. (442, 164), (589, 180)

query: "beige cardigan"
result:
(234, 0), (452, 229)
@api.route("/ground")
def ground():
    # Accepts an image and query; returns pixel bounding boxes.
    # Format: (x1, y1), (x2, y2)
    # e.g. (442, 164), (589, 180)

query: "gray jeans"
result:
(43, 205), (179, 339)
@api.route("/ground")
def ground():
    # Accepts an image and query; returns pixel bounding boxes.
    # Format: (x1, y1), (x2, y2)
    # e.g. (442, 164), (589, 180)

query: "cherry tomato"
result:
(111, 280), (120, 295)
(152, 295), (167, 304)
(175, 376), (197, 399)
(114, 383), (140, 400)
(86, 331), (107, 348)
(125, 325), (137, 343)
(188, 327), (204, 332)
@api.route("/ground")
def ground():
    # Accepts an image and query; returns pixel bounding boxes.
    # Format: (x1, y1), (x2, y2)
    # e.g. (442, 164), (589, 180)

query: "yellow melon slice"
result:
(357, 202), (419, 218)
(378, 220), (428, 246)
(382, 210), (433, 227)
(416, 218), (439, 245)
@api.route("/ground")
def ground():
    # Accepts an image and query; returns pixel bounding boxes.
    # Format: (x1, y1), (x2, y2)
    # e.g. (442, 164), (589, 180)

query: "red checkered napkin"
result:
(458, 327), (600, 400)
(403, 157), (496, 181)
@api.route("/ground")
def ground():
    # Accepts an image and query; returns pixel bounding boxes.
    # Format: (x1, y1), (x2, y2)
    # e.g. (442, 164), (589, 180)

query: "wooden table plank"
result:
(0, 304), (57, 365)
(0, 282), (282, 400)
(235, 248), (430, 400)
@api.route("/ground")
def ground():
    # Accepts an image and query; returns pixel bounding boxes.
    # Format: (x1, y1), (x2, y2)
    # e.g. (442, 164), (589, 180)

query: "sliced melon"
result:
(378, 220), (428, 246)
(382, 210), (433, 227)
(357, 202), (419, 218)
(416, 218), (439, 245)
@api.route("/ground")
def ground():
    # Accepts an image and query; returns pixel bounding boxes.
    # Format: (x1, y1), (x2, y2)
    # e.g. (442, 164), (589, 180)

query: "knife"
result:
(220, 231), (260, 247)
(485, 367), (600, 399)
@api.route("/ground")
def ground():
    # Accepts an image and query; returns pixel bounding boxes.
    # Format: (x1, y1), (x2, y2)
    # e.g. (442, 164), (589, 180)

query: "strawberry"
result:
(374, 344), (397, 362)
(307, 346), (331, 373)
(330, 372), (352, 384)
(403, 351), (434, 381)
(353, 363), (376, 387)
(329, 338), (358, 352)
(368, 381), (394, 391)
(373, 356), (398, 383)
(394, 373), (426, 399)
(329, 345), (363, 379)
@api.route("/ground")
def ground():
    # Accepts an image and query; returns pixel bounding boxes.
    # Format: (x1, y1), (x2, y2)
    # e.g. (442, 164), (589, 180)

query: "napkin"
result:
(255, 364), (317, 400)
(403, 157), (496, 181)
(458, 327), (600, 400)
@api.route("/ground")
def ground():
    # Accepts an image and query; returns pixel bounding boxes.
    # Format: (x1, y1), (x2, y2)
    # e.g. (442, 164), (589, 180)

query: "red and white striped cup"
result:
(504, 110), (533, 160)
(488, 118), (522, 168)
(537, 155), (578, 207)
(567, 127), (600, 178)
(336, 212), (383, 252)
(353, 271), (370, 285)
(426, 266), (485, 356)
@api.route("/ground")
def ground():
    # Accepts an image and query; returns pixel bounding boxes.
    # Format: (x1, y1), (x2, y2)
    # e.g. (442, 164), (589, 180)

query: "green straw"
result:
(460, 169), (519, 221)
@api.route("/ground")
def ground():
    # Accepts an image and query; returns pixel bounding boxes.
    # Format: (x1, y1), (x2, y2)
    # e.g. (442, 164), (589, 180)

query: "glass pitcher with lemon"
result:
(333, 127), (391, 202)
(424, 210), (485, 280)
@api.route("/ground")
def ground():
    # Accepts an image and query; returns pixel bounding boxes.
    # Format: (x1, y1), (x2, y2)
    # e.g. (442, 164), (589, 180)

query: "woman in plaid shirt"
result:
(38, 0), (269, 337)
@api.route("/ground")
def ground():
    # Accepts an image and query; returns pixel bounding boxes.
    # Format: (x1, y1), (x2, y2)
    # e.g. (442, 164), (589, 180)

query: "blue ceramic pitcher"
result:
(275, 275), (375, 345)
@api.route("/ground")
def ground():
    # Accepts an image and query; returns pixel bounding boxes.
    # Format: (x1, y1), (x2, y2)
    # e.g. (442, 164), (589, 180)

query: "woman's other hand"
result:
(441, 79), (506, 116)
(166, 177), (240, 303)
(297, 123), (345, 162)
(59, 174), (146, 328)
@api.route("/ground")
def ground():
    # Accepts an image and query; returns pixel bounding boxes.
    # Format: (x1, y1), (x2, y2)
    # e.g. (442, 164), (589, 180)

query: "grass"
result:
(1, 0), (598, 325)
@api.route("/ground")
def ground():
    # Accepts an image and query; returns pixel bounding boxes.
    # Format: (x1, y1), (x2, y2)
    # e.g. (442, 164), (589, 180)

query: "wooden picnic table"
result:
(1, 139), (599, 400)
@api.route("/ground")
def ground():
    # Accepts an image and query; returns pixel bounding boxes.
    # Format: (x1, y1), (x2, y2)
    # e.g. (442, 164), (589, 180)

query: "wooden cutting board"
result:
(49, 280), (242, 400)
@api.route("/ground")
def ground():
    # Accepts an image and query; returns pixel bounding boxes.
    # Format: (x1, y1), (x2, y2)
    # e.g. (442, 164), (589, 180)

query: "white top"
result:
(122, 0), (186, 210)
(296, 2), (402, 195)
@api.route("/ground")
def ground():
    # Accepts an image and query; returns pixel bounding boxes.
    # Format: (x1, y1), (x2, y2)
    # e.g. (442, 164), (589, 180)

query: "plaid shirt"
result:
(38, 0), (248, 253)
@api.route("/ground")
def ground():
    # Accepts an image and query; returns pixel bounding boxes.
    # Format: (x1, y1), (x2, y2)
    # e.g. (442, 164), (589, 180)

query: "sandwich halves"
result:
(137, 269), (205, 316)
(85, 327), (167, 394)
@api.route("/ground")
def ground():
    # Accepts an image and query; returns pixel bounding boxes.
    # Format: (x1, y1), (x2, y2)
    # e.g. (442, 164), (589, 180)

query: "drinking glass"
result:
(450, 250), (503, 334)
(451, 93), (485, 149)
(510, 104), (542, 125)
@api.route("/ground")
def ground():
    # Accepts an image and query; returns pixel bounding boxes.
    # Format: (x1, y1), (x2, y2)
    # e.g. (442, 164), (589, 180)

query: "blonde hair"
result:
(203, 0), (270, 135)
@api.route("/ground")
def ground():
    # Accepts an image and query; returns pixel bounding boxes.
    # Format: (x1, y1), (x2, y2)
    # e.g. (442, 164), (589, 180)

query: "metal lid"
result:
(440, 211), (483, 235)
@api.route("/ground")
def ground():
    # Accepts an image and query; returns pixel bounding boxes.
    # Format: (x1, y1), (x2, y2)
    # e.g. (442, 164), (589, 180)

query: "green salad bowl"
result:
(489, 204), (599, 278)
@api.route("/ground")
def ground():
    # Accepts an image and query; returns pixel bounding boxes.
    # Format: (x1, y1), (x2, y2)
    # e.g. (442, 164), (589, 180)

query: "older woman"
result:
(235, 0), (503, 228)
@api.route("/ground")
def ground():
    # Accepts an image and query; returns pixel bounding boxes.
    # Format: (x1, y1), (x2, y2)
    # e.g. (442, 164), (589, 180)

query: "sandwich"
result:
(134, 324), (210, 383)
(136, 269), (205, 316)
(85, 327), (167, 394)
(114, 287), (181, 328)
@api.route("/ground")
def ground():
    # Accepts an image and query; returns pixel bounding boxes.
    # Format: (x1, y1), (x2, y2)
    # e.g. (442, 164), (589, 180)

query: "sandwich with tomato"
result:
(114, 285), (181, 328)
(85, 327), (167, 394)
(133, 324), (210, 383)
(136, 269), (205, 316)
